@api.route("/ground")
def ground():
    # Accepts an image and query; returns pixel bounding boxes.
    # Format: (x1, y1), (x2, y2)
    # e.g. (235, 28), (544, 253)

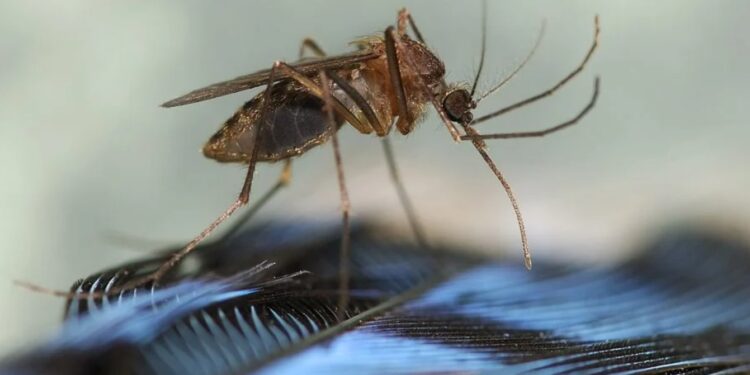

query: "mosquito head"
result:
(442, 88), (476, 126)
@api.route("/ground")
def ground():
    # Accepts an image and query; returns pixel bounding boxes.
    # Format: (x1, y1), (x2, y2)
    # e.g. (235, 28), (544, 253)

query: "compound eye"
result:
(443, 89), (472, 122)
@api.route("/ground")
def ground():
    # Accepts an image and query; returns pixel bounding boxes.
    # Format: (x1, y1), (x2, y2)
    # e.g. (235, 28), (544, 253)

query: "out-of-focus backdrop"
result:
(1, 0), (748, 356)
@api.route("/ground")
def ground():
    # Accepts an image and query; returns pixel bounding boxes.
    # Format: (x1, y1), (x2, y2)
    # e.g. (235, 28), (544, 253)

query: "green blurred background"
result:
(1, 0), (748, 355)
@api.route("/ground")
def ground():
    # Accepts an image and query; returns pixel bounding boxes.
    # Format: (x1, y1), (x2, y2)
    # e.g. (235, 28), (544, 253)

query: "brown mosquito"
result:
(18, 6), (600, 310)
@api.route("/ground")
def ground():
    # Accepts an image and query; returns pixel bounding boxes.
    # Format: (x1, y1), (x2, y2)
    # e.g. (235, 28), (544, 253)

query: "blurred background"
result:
(1, 0), (748, 356)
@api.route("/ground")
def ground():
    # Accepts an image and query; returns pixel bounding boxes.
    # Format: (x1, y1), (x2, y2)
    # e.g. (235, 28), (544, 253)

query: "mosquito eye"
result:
(443, 90), (472, 122)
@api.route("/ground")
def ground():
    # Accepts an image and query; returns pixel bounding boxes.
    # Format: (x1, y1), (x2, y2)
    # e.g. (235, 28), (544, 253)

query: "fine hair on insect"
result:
(18, 3), (601, 313)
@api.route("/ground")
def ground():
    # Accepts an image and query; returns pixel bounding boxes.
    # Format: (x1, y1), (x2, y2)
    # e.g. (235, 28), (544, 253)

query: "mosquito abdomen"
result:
(203, 82), (336, 163)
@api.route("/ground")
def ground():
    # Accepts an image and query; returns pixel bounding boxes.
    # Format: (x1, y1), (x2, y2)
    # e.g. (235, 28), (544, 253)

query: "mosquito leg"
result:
(384, 26), (413, 131)
(472, 15), (600, 126)
(319, 66), (424, 246)
(396, 7), (452, 95)
(219, 159), (293, 244)
(318, 72), (352, 321)
(385, 25), (534, 269)
(116, 61), (311, 291)
(322, 70), (429, 253)
(129, 63), (303, 288)
(318, 67), (422, 246)
(325, 69), (387, 135)
(299, 39), (392, 135)
(316, 54), (423, 245)
(20, 59), (378, 299)
(397, 8), (425, 43)
(382, 136), (429, 248)
(252, 62), (388, 317)
(152, 54), (380, 289)
(131, 145), (261, 289)
(268, 61), (371, 134)
(462, 125), (532, 270)
(129, 56), (339, 286)
(274, 61), (412, 317)
(462, 77), (599, 140)
(20, 61), (303, 299)
(299, 38), (326, 59)
(17, 150), (262, 300)
(104, 161), (293, 254)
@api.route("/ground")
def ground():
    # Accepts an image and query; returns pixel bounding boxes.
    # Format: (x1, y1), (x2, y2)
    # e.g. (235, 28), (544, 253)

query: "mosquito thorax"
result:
(442, 88), (476, 125)
(403, 38), (446, 84)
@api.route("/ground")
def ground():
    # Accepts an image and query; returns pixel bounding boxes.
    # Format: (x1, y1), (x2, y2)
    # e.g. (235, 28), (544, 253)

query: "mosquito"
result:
(18, 6), (600, 309)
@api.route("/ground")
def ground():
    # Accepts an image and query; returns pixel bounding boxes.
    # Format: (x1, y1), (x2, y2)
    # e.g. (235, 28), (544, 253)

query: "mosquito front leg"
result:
(316, 65), (425, 248)
(108, 59), (364, 294)
(463, 77), (600, 140)
(472, 16), (600, 126)
(462, 125), (533, 270)
(385, 22), (533, 269)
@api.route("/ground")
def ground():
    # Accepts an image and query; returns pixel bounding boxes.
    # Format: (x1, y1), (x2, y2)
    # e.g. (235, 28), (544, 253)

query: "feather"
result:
(2, 222), (750, 375)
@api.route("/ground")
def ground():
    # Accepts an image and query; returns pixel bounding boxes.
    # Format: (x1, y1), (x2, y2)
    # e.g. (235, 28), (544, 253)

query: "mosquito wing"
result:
(162, 50), (379, 108)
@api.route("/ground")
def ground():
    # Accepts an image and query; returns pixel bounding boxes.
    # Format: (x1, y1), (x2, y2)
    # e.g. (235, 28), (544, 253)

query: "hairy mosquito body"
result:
(19, 6), (601, 308)
(203, 36), (444, 164)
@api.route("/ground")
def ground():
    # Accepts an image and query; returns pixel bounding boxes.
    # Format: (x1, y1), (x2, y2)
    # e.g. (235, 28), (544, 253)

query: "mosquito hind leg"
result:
(318, 72), (352, 320)
(40, 61), (294, 299)
(127, 145), (260, 290)
(218, 159), (293, 244)
(129, 63), (310, 288)
(137, 58), (331, 284)
(22, 58), (371, 299)
(18, 150), (263, 300)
